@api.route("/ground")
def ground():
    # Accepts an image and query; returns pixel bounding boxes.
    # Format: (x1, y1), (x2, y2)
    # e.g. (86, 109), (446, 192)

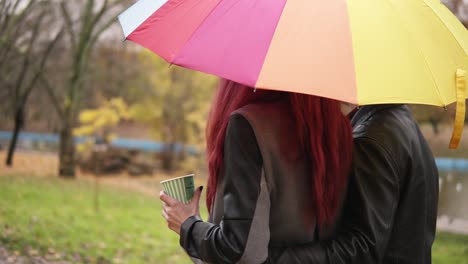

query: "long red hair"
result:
(206, 79), (352, 226)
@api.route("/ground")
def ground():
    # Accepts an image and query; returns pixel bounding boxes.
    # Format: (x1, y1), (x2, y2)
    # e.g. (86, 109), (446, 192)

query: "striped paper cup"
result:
(160, 174), (195, 204)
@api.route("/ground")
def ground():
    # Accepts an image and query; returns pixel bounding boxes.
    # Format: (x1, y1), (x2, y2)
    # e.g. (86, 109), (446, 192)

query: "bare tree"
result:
(0, 0), (63, 166)
(41, 0), (130, 177)
(443, 0), (468, 27)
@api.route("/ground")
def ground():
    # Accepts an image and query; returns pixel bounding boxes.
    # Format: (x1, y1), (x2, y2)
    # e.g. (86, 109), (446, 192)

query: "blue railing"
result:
(0, 131), (467, 171)
(0, 131), (63, 143)
(0, 131), (198, 155)
(435, 158), (468, 173)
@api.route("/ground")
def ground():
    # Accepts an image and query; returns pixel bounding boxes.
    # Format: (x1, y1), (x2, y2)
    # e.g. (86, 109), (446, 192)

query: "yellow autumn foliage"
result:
(109, 97), (131, 119)
(79, 110), (99, 123)
(74, 97), (131, 153)
(73, 125), (95, 137)
(129, 49), (217, 146)
(123, 49), (218, 171)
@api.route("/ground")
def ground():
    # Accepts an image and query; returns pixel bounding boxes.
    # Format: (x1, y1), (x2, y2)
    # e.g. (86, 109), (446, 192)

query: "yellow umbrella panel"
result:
(349, 0), (468, 148)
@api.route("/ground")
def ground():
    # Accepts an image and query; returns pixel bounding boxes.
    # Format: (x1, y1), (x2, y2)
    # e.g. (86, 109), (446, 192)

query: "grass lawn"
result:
(432, 231), (468, 264)
(0, 174), (197, 263)
(0, 174), (467, 264)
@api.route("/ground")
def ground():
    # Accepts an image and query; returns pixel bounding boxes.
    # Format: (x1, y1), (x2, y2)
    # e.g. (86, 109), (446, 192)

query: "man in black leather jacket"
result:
(276, 104), (439, 264)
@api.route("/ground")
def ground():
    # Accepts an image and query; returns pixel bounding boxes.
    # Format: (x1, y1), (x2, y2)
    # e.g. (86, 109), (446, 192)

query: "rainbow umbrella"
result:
(118, 0), (468, 147)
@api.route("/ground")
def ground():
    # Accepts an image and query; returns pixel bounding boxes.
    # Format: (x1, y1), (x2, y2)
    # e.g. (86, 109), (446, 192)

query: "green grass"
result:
(433, 231), (468, 264)
(0, 175), (192, 264)
(0, 175), (467, 264)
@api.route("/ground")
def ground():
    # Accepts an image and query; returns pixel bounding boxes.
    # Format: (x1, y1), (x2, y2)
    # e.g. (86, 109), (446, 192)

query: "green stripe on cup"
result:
(184, 177), (195, 202)
(160, 174), (195, 204)
(169, 182), (175, 199)
(174, 180), (183, 203)
(170, 180), (181, 202)
(178, 180), (187, 203)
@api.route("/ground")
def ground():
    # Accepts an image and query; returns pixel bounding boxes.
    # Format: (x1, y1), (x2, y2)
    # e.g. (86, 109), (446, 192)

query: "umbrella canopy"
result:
(118, 0), (468, 147)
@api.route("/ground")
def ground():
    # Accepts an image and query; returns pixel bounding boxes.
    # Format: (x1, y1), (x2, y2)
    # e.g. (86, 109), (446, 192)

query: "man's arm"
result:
(275, 137), (400, 264)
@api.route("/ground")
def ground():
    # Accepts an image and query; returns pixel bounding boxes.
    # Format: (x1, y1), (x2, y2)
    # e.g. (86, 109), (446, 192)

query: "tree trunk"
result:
(429, 117), (440, 135)
(5, 107), (24, 166)
(59, 123), (76, 178)
(161, 143), (177, 172)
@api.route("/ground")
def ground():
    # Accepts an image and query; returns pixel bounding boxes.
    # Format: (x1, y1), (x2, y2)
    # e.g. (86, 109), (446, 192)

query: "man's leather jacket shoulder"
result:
(351, 104), (423, 181)
(277, 104), (438, 264)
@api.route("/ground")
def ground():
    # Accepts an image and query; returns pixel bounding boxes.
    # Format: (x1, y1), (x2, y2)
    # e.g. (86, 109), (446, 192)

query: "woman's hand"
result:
(160, 186), (203, 235)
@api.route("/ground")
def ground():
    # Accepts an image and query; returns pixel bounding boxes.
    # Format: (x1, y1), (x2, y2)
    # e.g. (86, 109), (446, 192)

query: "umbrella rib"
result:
(423, 0), (468, 56)
(382, 0), (447, 106)
(168, 0), (226, 64)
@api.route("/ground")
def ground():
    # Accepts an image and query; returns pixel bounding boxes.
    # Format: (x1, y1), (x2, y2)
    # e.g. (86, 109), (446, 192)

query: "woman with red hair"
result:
(160, 79), (353, 263)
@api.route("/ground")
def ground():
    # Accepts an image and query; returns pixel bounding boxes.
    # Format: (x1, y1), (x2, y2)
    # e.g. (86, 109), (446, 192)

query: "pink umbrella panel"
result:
(119, 0), (358, 104)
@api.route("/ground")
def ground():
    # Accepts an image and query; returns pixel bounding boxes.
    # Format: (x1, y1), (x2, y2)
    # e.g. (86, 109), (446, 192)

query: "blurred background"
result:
(0, 0), (467, 263)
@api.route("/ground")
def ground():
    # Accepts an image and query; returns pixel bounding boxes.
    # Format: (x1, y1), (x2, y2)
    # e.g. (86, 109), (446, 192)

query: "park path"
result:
(437, 216), (468, 235)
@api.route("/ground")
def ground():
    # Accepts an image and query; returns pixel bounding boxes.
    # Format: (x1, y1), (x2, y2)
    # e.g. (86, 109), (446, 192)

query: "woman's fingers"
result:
(159, 190), (178, 206)
(162, 208), (168, 220)
(162, 209), (179, 233)
(160, 188), (202, 235)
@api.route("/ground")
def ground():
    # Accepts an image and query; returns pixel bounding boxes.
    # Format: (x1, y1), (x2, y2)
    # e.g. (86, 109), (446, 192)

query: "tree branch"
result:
(22, 27), (65, 102)
(60, 1), (77, 51)
(40, 74), (65, 121)
(90, 0), (109, 30)
(13, 8), (46, 107)
(90, 0), (127, 47)
(0, 0), (34, 67)
(90, 17), (116, 47)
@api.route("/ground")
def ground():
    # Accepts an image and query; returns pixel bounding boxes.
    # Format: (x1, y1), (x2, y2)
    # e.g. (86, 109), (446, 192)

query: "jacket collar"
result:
(350, 104), (403, 128)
